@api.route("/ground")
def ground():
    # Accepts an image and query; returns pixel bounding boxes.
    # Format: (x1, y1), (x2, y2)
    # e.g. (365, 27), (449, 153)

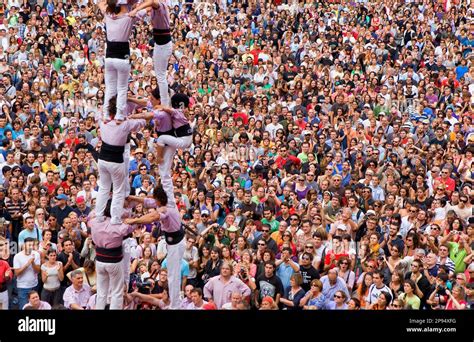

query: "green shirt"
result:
(297, 152), (309, 164)
(399, 293), (421, 310)
(261, 218), (280, 233)
(448, 242), (468, 273)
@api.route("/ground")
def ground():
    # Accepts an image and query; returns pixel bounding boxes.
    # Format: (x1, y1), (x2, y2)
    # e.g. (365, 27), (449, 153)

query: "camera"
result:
(239, 267), (248, 279)
(436, 285), (446, 295)
(136, 279), (153, 294)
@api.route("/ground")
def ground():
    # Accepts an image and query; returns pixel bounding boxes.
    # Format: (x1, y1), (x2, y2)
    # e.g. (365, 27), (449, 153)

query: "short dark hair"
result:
(152, 186), (168, 206)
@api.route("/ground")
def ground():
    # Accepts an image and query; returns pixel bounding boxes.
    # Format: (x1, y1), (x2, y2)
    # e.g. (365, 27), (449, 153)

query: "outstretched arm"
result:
(129, 0), (154, 16)
(128, 96), (149, 108)
(125, 210), (160, 225)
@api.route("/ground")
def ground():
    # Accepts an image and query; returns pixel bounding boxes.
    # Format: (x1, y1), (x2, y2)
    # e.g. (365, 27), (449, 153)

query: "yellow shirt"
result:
(42, 162), (58, 173)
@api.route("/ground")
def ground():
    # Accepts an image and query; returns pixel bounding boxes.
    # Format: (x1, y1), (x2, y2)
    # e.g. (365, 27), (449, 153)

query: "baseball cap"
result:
(76, 196), (85, 204)
(56, 194), (69, 201)
(227, 225), (239, 233)
(202, 302), (217, 310)
(366, 210), (376, 216)
(336, 224), (347, 231)
(32, 161), (41, 168)
(201, 209), (210, 216)
(134, 148), (144, 154)
(234, 203), (243, 210)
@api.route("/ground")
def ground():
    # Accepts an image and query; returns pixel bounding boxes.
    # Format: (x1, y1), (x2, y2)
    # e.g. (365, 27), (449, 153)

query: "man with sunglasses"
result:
(251, 224), (278, 254)
(299, 251), (320, 292)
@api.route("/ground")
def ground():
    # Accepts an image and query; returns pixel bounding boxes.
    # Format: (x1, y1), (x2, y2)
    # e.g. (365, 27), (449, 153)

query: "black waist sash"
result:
(156, 128), (175, 137)
(99, 141), (125, 163)
(164, 225), (185, 246)
(174, 123), (192, 137)
(95, 245), (123, 263)
(153, 28), (172, 45)
(106, 40), (130, 59)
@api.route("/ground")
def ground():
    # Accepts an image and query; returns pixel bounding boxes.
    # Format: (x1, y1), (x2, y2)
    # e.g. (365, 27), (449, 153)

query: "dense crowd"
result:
(0, 0), (473, 310)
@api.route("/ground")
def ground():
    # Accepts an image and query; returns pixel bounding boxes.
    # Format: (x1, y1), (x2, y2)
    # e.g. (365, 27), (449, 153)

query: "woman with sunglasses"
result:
(336, 256), (356, 293)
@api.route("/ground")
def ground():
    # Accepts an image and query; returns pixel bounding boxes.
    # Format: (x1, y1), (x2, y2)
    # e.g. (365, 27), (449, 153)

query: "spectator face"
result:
(372, 273), (383, 286)
(28, 292), (41, 308)
(438, 245), (449, 258)
(72, 274), (84, 289)
(264, 263), (275, 277)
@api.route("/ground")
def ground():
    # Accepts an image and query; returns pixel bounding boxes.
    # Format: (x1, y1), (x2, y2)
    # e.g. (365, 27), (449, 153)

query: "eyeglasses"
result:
(302, 257), (310, 261)
(305, 246), (314, 249)
(262, 229), (270, 233)
(140, 168), (147, 171)
(409, 210), (417, 213)
(431, 226), (440, 230)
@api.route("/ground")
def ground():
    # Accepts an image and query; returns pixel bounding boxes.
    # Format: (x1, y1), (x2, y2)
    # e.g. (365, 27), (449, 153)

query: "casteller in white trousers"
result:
(90, 200), (136, 309)
(125, 186), (185, 309)
(95, 96), (147, 225)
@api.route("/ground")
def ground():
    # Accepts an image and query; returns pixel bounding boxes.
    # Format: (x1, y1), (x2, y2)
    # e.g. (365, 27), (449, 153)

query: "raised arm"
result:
(98, 0), (108, 14)
(129, 0), (154, 16)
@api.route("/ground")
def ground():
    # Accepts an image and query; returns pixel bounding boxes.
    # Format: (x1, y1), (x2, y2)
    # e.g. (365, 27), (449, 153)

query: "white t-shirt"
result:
(13, 251), (41, 289)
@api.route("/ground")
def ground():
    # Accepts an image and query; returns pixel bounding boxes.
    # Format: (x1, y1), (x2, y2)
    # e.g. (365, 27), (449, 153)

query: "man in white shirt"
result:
(13, 238), (41, 310)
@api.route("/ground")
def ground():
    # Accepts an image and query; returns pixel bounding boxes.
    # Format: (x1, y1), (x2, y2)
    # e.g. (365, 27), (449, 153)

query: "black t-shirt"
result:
(50, 205), (73, 227)
(57, 251), (81, 287)
(256, 274), (284, 301)
(299, 265), (320, 292)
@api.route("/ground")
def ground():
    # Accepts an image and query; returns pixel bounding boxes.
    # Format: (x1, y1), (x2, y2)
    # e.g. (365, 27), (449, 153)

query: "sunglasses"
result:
(258, 243), (266, 246)
(305, 246), (314, 249)
(334, 295), (343, 299)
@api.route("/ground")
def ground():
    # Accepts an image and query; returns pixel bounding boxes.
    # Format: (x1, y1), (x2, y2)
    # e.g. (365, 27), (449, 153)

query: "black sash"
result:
(95, 246), (123, 263)
(174, 123), (192, 137)
(106, 40), (130, 60)
(156, 128), (175, 137)
(164, 225), (185, 246)
(99, 141), (125, 163)
(153, 28), (171, 45)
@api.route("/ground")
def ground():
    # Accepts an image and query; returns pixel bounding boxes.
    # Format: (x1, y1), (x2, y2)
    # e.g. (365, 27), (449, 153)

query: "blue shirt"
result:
(129, 158), (150, 174)
(132, 174), (156, 188)
(276, 262), (298, 294)
(161, 258), (190, 288)
(18, 227), (43, 249)
(320, 275), (350, 308)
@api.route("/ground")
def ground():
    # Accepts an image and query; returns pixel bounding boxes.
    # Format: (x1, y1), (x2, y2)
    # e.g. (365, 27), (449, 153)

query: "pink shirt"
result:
(203, 275), (251, 309)
(96, 114), (146, 146)
(151, 2), (170, 30)
(90, 217), (135, 249)
(143, 198), (181, 233)
(168, 109), (189, 129)
(63, 284), (92, 309)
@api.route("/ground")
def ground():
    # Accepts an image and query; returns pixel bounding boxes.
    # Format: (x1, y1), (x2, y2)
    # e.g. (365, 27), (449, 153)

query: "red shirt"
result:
(324, 250), (349, 269)
(43, 181), (57, 196)
(435, 176), (455, 192)
(275, 155), (301, 169)
(0, 260), (12, 289)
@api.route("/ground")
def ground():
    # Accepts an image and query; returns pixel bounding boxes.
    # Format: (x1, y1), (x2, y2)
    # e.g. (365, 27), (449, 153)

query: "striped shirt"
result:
(437, 257), (456, 274)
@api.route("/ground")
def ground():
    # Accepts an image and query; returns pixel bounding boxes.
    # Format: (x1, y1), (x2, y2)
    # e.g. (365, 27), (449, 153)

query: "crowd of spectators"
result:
(0, 0), (473, 310)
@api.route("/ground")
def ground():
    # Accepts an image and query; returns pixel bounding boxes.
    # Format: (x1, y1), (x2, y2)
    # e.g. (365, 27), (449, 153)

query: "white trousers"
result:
(167, 238), (186, 310)
(0, 290), (8, 310)
(123, 143), (131, 196)
(96, 159), (127, 224)
(96, 260), (124, 310)
(104, 57), (130, 120)
(122, 238), (132, 287)
(156, 135), (192, 207)
(153, 41), (172, 106)
(159, 145), (176, 207)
